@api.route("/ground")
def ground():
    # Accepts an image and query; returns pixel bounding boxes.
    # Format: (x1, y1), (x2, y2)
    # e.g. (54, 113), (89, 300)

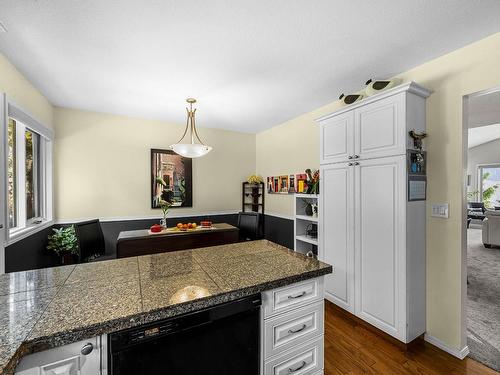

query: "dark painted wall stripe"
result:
(5, 214), (293, 273)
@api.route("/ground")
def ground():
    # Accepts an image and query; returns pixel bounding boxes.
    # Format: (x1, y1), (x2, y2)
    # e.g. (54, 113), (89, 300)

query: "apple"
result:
(176, 223), (183, 229)
(150, 224), (162, 233)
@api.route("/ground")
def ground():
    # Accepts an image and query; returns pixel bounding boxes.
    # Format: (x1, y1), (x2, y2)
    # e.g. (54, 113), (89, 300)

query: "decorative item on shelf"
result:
(274, 176), (279, 193)
(306, 223), (318, 239)
(288, 174), (296, 193)
(47, 226), (79, 265)
(267, 177), (274, 193)
(364, 78), (402, 97)
(296, 173), (307, 193)
(159, 199), (172, 227)
(339, 92), (365, 106)
(279, 175), (289, 194)
(311, 203), (318, 218)
(247, 174), (263, 184)
(151, 149), (192, 208)
(409, 129), (427, 151)
(305, 168), (319, 194)
(303, 199), (314, 216)
(169, 98), (212, 158)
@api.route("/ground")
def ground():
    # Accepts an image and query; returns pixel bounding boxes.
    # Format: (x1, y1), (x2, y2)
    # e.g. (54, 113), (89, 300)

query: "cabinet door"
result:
(15, 338), (100, 375)
(320, 163), (355, 312)
(320, 111), (354, 164)
(354, 155), (406, 340)
(354, 94), (406, 160)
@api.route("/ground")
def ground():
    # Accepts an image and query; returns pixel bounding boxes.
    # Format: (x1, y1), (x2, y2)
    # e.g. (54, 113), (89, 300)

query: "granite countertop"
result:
(0, 240), (332, 374)
(117, 222), (238, 241)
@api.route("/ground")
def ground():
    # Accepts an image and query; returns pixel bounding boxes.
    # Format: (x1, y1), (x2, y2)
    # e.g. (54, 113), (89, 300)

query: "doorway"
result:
(463, 87), (500, 372)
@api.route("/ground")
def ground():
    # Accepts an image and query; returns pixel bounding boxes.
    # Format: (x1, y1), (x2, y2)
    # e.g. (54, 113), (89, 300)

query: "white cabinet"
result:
(262, 277), (325, 375)
(354, 94), (406, 160)
(319, 82), (428, 164)
(354, 155), (406, 338)
(317, 82), (430, 343)
(320, 111), (354, 164)
(319, 163), (354, 313)
(15, 337), (101, 375)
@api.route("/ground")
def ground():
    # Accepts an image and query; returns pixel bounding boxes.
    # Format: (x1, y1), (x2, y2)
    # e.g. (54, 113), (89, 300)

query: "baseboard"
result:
(424, 334), (470, 359)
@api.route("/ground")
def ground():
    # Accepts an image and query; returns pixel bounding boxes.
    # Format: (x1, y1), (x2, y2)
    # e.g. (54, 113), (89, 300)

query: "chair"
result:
(468, 202), (486, 224)
(482, 210), (500, 248)
(237, 212), (260, 241)
(74, 219), (107, 261)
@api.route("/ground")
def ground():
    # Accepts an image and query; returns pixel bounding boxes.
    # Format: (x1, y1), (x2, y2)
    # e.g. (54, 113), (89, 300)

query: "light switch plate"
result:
(431, 203), (449, 218)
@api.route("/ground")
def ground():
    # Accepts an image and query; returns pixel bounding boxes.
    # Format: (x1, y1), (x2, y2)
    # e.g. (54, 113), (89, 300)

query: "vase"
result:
(305, 204), (313, 216)
(160, 217), (167, 228)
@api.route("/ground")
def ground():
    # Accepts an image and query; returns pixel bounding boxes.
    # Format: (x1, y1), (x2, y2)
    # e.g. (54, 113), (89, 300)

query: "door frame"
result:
(0, 94), (6, 274)
(461, 85), (500, 353)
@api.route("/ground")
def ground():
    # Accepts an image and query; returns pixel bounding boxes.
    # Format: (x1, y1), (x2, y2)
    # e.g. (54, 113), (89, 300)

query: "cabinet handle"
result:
(287, 291), (306, 299)
(353, 154), (359, 159)
(288, 324), (307, 334)
(81, 343), (94, 355)
(288, 360), (307, 373)
(348, 155), (353, 159)
(348, 162), (353, 166)
(354, 162), (360, 166)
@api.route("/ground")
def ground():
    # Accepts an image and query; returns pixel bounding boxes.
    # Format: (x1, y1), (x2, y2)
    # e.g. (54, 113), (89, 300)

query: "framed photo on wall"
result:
(151, 149), (193, 208)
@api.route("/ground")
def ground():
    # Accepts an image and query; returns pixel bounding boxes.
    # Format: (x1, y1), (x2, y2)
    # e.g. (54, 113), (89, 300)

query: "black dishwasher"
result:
(108, 294), (261, 375)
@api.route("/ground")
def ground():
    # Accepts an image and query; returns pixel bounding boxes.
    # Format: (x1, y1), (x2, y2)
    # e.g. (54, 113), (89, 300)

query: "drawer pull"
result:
(288, 324), (307, 334)
(287, 291), (306, 299)
(288, 360), (307, 373)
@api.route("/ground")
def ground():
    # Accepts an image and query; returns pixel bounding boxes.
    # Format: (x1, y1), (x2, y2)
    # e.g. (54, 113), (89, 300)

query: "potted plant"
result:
(159, 199), (172, 227)
(47, 226), (79, 265)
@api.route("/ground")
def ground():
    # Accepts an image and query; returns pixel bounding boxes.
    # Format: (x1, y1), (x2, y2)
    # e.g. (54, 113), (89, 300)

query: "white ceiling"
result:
(468, 89), (500, 129)
(1, 1), (500, 133)
(468, 123), (500, 148)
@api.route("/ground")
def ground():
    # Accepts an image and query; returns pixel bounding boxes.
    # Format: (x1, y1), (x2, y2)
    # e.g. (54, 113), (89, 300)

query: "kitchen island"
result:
(0, 240), (332, 375)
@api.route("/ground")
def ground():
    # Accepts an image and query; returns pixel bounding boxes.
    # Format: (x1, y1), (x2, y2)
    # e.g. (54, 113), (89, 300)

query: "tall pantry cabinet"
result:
(317, 82), (431, 343)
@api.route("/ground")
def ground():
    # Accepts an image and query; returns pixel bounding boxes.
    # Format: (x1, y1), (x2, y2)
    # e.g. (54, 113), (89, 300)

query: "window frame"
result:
(476, 163), (500, 206)
(2, 95), (54, 245)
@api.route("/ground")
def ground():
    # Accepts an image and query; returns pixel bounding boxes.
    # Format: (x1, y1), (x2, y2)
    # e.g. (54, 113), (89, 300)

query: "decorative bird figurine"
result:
(409, 130), (427, 150)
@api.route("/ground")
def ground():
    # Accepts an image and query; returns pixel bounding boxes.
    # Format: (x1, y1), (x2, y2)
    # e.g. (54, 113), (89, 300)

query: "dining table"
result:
(116, 222), (240, 258)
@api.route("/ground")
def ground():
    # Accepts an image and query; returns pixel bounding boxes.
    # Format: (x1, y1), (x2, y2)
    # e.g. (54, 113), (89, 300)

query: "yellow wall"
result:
(256, 32), (500, 351)
(0, 53), (53, 127)
(53, 107), (256, 221)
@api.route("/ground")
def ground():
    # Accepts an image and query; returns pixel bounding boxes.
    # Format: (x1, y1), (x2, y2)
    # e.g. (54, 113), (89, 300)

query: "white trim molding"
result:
(54, 210), (241, 224)
(264, 212), (294, 221)
(424, 334), (470, 360)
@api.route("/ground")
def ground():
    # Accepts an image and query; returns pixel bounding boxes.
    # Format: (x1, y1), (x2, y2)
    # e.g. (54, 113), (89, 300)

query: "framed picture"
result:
(151, 149), (193, 208)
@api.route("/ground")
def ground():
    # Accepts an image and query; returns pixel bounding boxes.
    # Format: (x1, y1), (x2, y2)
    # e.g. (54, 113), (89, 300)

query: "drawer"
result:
(263, 278), (323, 318)
(264, 301), (324, 358)
(264, 336), (324, 375)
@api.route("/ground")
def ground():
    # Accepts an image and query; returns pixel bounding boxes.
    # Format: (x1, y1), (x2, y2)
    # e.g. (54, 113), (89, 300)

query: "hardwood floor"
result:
(324, 300), (499, 375)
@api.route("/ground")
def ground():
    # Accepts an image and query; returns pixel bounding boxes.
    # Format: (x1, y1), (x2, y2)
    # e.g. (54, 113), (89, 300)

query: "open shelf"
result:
(296, 235), (318, 246)
(295, 215), (318, 222)
(294, 193), (319, 257)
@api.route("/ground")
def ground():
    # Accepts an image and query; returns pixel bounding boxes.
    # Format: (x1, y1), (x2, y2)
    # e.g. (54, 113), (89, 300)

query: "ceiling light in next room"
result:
(170, 98), (213, 158)
(0, 22), (7, 33)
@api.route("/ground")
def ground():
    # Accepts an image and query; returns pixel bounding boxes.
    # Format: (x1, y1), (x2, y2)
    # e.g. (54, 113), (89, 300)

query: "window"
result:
(4, 98), (53, 241)
(477, 165), (500, 208)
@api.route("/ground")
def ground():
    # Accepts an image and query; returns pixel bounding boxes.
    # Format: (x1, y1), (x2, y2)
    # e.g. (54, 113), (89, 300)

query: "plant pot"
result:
(60, 253), (76, 265)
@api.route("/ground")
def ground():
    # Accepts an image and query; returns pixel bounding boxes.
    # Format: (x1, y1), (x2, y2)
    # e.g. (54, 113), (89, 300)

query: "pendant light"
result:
(169, 98), (212, 158)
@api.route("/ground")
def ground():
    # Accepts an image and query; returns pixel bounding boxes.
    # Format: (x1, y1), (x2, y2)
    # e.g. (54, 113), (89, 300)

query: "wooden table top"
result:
(117, 222), (238, 242)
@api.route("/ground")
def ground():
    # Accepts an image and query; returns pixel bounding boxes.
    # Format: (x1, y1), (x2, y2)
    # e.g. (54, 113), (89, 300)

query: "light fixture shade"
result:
(170, 143), (212, 158)
(169, 98), (213, 158)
